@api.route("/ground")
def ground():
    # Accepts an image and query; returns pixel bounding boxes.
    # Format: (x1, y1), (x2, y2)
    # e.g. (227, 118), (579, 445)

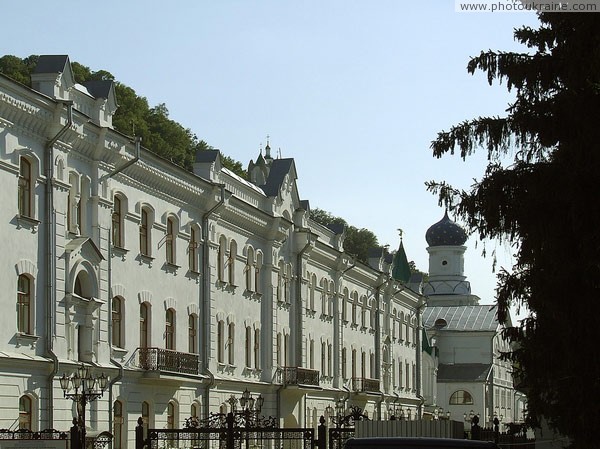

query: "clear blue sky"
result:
(2, 1), (539, 319)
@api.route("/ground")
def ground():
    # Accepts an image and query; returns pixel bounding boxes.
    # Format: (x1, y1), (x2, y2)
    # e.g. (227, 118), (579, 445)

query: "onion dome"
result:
(425, 211), (467, 247)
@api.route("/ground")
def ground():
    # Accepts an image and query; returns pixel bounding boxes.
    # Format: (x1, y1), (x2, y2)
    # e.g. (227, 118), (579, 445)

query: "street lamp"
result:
(60, 364), (109, 449)
(229, 389), (264, 427)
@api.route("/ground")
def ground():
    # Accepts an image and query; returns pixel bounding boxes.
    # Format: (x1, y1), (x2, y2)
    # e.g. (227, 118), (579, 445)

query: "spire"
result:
(264, 134), (272, 160)
(392, 229), (411, 283)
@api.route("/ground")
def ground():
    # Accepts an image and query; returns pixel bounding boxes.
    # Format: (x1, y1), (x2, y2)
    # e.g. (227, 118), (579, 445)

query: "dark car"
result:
(344, 437), (500, 449)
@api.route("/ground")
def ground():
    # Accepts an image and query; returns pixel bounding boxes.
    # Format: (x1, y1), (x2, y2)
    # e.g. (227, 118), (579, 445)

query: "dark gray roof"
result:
(261, 158), (294, 196)
(423, 305), (499, 331)
(195, 149), (220, 163)
(437, 363), (492, 382)
(82, 80), (113, 99)
(299, 200), (310, 212)
(368, 247), (384, 258)
(326, 222), (345, 235)
(34, 55), (70, 74)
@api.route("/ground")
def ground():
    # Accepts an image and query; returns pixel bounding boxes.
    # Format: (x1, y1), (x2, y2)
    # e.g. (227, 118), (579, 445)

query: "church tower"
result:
(422, 212), (480, 306)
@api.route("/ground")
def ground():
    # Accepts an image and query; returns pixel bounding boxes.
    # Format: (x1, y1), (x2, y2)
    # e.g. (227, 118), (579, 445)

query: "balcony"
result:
(138, 347), (200, 375)
(351, 377), (380, 393)
(283, 367), (320, 387)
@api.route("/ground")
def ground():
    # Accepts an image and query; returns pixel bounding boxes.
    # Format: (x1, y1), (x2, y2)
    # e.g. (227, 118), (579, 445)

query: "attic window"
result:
(434, 318), (448, 329)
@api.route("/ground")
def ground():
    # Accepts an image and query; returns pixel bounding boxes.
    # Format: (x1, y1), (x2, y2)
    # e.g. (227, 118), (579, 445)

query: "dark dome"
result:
(426, 212), (468, 246)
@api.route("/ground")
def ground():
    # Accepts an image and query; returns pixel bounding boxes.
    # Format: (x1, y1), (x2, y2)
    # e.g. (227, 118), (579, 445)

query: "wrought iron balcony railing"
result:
(351, 377), (380, 393)
(283, 367), (320, 386)
(138, 347), (200, 375)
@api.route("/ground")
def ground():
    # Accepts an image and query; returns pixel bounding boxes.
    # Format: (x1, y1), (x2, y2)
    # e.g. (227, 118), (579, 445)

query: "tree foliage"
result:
(0, 55), (246, 177)
(427, 13), (600, 447)
(310, 208), (378, 264)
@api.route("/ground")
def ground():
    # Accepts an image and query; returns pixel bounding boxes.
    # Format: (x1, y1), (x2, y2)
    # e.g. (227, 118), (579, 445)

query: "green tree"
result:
(427, 13), (600, 447)
(310, 208), (379, 264)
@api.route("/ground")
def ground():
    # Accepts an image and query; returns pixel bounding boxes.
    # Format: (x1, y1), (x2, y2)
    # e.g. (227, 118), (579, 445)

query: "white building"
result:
(421, 213), (525, 429)
(0, 55), (425, 447)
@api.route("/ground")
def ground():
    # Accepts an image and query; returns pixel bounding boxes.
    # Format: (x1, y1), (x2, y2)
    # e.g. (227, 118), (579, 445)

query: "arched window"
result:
(370, 352), (375, 379)
(17, 274), (32, 334)
(321, 341), (326, 374)
(284, 333), (290, 366)
(342, 347), (347, 379)
(227, 322), (235, 364)
(351, 349), (357, 378)
(19, 395), (32, 430)
(112, 196), (124, 248)
(245, 247), (254, 292)
(361, 351), (366, 379)
(254, 328), (260, 369)
(217, 320), (225, 363)
(217, 236), (227, 282)
(351, 292), (358, 325)
(140, 207), (152, 256)
(342, 289), (349, 322)
(112, 297), (123, 348)
(398, 358), (403, 389)
(276, 332), (282, 367)
(167, 401), (177, 447)
(228, 240), (237, 285)
(165, 308), (175, 350)
(188, 314), (197, 354)
(449, 390), (474, 405)
(189, 226), (199, 273)
(141, 401), (150, 436)
(309, 274), (316, 311)
(245, 326), (252, 367)
(113, 400), (123, 449)
(255, 252), (263, 294)
(140, 303), (149, 349)
(327, 343), (332, 377)
(167, 401), (176, 429)
(18, 157), (32, 218)
(166, 217), (176, 265)
(309, 339), (314, 369)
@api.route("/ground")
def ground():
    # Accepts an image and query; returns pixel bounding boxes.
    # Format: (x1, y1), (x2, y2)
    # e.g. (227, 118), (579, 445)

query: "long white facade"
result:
(0, 55), (425, 447)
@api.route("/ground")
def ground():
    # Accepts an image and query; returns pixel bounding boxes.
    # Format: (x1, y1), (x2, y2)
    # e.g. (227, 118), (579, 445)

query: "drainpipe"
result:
(291, 229), (312, 427)
(415, 295), (427, 420)
(374, 278), (387, 419)
(105, 137), (141, 179)
(295, 230), (312, 366)
(201, 184), (225, 418)
(107, 229), (124, 440)
(45, 100), (73, 429)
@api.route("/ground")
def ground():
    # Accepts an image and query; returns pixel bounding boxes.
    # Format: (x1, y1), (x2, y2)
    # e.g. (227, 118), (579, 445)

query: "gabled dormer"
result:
(31, 55), (75, 100)
(81, 80), (118, 128)
(193, 149), (222, 182)
(31, 55), (118, 128)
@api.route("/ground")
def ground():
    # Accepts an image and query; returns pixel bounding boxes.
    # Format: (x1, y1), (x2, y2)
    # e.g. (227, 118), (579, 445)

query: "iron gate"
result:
(139, 413), (315, 449)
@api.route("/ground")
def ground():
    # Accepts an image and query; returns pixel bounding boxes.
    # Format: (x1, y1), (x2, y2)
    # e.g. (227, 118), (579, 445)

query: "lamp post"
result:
(228, 389), (264, 427)
(59, 364), (108, 449)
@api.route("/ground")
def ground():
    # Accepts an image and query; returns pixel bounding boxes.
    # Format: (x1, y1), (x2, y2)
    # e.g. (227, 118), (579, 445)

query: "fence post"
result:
(135, 417), (145, 449)
(493, 417), (500, 444)
(470, 415), (481, 441)
(70, 418), (81, 449)
(226, 412), (234, 449)
(316, 415), (326, 449)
